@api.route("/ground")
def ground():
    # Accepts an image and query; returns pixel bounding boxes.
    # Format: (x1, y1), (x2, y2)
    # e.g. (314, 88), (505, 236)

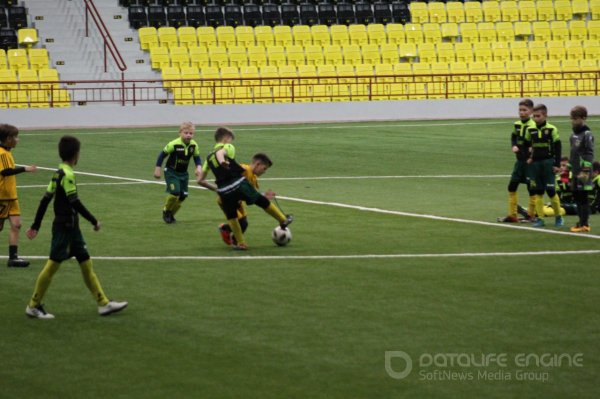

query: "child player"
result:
(499, 99), (537, 223)
(25, 135), (127, 319)
(525, 104), (563, 228)
(0, 124), (37, 267)
(591, 161), (600, 215)
(154, 122), (202, 224)
(197, 127), (293, 250)
(568, 106), (595, 232)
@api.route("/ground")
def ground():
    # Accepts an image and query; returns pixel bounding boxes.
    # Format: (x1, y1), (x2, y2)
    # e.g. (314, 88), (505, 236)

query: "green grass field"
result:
(1, 119), (599, 398)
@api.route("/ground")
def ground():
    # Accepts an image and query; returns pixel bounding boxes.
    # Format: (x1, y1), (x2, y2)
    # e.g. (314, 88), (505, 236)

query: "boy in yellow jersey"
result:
(154, 122), (202, 224)
(25, 135), (127, 319)
(0, 124), (37, 267)
(197, 127), (292, 250)
(216, 153), (277, 245)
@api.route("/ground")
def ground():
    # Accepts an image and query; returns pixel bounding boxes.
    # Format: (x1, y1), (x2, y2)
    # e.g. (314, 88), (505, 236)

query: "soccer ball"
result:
(272, 226), (292, 246)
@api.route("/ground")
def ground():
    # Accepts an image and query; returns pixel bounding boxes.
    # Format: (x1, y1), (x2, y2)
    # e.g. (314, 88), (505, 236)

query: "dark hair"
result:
(0, 123), (19, 143)
(561, 156), (569, 162)
(519, 99), (534, 108)
(593, 161), (600, 173)
(570, 105), (588, 119)
(58, 135), (81, 162)
(533, 104), (547, 114)
(214, 127), (234, 142)
(252, 152), (273, 167)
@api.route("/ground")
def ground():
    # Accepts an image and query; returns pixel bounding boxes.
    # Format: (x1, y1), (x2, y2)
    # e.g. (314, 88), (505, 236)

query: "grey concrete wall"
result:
(2, 97), (599, 129)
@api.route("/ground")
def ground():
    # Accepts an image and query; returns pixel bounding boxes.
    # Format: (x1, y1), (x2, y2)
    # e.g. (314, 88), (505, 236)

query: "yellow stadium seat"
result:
(411, 62), (430, 82)
(178, 26), (197, 49)
(500, 1), (519, 22)
(446, 2), (465, 24)
(220, 66), (240, 85)
(189, 46), (209, 69)
(353, 64), (374, 100)
(343, 44), (362, 65)
(579, 59), (598, 94)
(431, 61), (449, 79)
(361, 43), (380, 65)
(547, 40), (566, 60)
(491, 42), (511, 62)
(0, 69), (18, 91)
(477, 22), (496, 42)
(158, 27), (178, 49)
(583, 39), (600, 59)
(572, 0), (590, 17)
(315, 64), (337, 101)
(510, 41), (529, 62)
(519, 1), (537, 22)
(495, 22), (515, 42)
(592, 0), (600, 19)
(7, 49), (28, 71)
(418, 42), (437, 63)
(550, 21), (569, 41)
(208, 46), (229, 68)
(51, 89), (71, 108)
(569, 20), (588, 41)
(588, 21), (600, 41)
(506, 60), (524, 75)
(536, 1), (555, 21)
(562, 59), (581, 79)
(528, 41), (547, 61)
(293, 25), (313, 46)
(236, 26), (255, 47)
(323, 44), (342, 65)
(454, 42), (473, 63)
(428, 1), (447, 23)
(216, 26), (236, 47)
(257, 26), (276, 46)
(228, 45), (248, 68)
(297, 64), (316, 101)
(173, 87), (194, 105)
(334, 64), (354, 101)
(197, 27), (217, 47)
(170, 46), (190, 69)
(565, 40), (584, 60)
(9, 89), (28, 108)
(180, 66), (200, 88)
(473, 42), (492, 62)
(274, 25), (294, 47)
(266, 45), (286, 67)
(330, 25), (350, 46)
(28, 48), (49, 70)
(514, 22), (532, 39)
(459, 22), (478, 43)
(542, 59), (562, 78)
(482, 1), (500, 22)
(380, 43), (399, 64)
(410, 2), (429, 24)
(404, 23), (423, 44)
(555, 1), (573, 20)
(532, 21), (551, 42)
(29, 89), (49, 108)
(18, 28), (38, 48)
(311, 25), (330, 46)
(441, 23), (459, 41)
(247, 45), (267, 67)
(367, 24), (386, 45)
(398, 42), (417, 61)
(277, 65), (297, 102)
(38, 68), (59, 91)
(386, 24), (405, 45)
(0, 49), (6, 70)
(139, 26), (158, 50)
(423, 23), (442, 43)
(436, 42), (455, 63)
(348, 24), (368, 46)
(162, 66), (181, 90)
(468, 61), (487, 80)
(372, 63), (393, 100)
(286, 44), (305, 67)
(487, 60), (506, 80)
(464, 1), (483, 23)
(305, 45), (324, 66)
(254, 66), (276, 103)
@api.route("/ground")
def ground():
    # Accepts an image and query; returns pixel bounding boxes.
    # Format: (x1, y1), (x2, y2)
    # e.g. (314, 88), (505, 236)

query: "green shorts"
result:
(527, 159), (556, 191)
(164, 169), (189, 197)
(510, 160), (529, 184)
(219, 180), (262, 219)
(50, 225), (90, 263)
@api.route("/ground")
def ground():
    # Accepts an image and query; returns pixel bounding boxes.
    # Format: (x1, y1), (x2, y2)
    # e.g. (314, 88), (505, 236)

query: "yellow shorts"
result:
(0, 199), (20, 219)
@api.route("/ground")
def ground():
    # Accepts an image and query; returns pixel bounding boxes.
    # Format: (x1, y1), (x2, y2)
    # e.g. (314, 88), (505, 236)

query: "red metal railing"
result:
(1, 70), (599, 108)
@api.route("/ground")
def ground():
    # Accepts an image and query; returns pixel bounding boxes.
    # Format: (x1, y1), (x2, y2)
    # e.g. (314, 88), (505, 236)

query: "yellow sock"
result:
(164, 194), (178, 212)
(228, 218), (245, 245)
(29, 260), (61, 308)
(263, 203), (286, 224)
(535, 195), (545, 219)
(527, 195), (537, 218)
(172, 199), (182, 215)
(549, 194), (562, 217)
(508, 191), (518, 218)
(80, 259), (109, 306)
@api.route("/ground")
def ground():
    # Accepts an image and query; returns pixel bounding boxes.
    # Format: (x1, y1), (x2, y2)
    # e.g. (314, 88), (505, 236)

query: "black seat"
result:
(7, 6), (27, 29)
(354, 2), (373, 25)
(147, 5), (167, 28)
(391, 2), (410, 24)
(0, 7), (7, 29)
(0, 27), (16, 50)
(262, 4), (281, 27)
(281, 4), (299, 26)
(336, 3), (355, 25)
(167, 5), (186, 27)
(317, 3), (336, 26)
(128, 5), (148, 29)
(299, 3), (317, 26)
(205, 5), (224, 27)
(373, 2), (391, 24)
(186, 5), (205, 27)
(225, 4), (243, 26)
(243, 4), (262, 27)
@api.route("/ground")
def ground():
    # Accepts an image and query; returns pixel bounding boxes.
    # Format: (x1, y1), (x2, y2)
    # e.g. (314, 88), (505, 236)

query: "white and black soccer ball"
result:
(272, 226), (292, 246)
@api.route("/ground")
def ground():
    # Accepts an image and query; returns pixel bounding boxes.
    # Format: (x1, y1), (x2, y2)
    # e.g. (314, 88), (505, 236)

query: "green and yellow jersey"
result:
(157, 137), (201, 174)
(202, 143), (245, 191)
(511, 118), (535, 162)
(525, 122), (561, 166)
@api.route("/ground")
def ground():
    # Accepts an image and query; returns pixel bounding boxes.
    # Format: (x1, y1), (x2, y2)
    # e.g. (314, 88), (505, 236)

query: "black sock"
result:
(9, 245), (17, 259)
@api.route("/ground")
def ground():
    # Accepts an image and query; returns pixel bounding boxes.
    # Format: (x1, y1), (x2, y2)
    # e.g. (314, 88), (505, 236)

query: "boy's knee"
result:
(178, 193), (188, 202)
(255, 195), (270, 209)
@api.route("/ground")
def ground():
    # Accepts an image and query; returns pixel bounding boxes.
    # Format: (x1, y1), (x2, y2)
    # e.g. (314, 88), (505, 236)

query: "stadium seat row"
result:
(0, 48), (50, 70)
(139, 20), (600, 51)
(0, 5), (27, 30)
(0, 67), (60, 89)
(0, 88), (70, 108)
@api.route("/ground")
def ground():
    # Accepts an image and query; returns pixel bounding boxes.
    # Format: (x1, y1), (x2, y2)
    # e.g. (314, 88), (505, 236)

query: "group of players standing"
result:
(501, 100), (598, 232)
